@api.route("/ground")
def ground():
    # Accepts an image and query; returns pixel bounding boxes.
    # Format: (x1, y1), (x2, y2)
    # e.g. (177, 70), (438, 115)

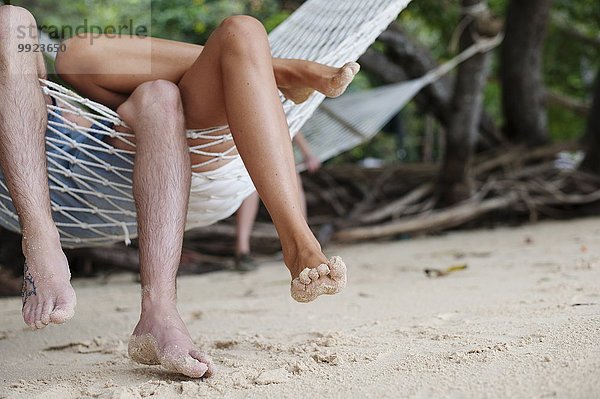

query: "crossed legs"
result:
(56, 34), (360, 111)
(56, 16), (351, 301)
(0, 5), (76, 329)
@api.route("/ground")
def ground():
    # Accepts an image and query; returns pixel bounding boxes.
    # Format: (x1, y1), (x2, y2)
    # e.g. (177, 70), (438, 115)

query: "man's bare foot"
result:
(21, 234), (76, 329)
(280, 61), (360, 104)
(284, 243), (347, 303)
(128, 305), (215, 378)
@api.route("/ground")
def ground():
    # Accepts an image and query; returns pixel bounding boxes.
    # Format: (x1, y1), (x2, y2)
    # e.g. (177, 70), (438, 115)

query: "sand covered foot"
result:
(128, 308), (214, 379)
(21, 239), (76, 330)
(281, 62), (360, 104)
(291, 256), (347, 303)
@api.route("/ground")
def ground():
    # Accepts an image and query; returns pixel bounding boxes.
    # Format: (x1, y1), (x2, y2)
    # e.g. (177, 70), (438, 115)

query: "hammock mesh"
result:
(0, 0), (413, 248)
(296, 35), (503, 169)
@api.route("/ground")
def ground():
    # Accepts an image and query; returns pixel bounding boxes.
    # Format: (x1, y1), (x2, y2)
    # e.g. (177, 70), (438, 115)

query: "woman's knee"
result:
(216, 15), (267, 52)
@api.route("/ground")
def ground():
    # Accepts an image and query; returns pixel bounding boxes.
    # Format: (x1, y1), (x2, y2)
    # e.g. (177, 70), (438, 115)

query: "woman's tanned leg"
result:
(56, 34), (358, 109)
(175, 16), (347, 302)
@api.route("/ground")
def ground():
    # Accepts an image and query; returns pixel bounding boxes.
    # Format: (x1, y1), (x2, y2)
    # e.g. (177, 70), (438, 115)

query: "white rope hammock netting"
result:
(0, 0), (413, 248)
(296, 34), (502, 169)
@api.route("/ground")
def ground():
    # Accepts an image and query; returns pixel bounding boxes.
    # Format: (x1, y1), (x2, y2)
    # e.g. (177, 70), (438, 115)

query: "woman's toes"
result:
(328, 256), (346, 279)
(344, 61), (360, 75)
(308, 268), (320, 281)
(317, 263), (330, 276)
(290, 257), (348, 303)
(299, 268), (312, 284)
(291, 278), (305, 291)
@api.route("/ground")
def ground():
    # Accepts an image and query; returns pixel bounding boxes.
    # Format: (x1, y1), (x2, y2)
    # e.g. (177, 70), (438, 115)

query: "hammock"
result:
(296, 35), (503, 168)
(0, 0), (413, 248)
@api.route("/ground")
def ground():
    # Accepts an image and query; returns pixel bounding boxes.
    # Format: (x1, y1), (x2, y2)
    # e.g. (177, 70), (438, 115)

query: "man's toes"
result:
(31, 303), (44, 329)
(49, 302), (75, 324)
(34, 320), (46, 329)
(41, 301), (53, 326)
(22, 306), (35, 328)
(162, 352), (209, 379)
(33, 303), (47, 329)
(190, 350), (216, 377)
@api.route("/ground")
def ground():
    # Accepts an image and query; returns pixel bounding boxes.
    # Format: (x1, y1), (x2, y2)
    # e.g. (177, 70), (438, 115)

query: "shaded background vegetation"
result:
(11, 0), (599, 163)
(0, 0), (599, 291)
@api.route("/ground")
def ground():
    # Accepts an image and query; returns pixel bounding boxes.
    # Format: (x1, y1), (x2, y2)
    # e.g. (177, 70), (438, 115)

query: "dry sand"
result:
(1, 217), (599, 398)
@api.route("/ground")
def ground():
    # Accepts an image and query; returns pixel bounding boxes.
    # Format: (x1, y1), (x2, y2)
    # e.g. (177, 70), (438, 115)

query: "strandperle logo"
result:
(16, 18), (149, 44)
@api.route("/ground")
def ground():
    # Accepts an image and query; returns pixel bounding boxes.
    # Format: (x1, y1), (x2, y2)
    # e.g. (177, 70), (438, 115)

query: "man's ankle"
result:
(141, 288), (177, 312)
(21, 227), (62, 254)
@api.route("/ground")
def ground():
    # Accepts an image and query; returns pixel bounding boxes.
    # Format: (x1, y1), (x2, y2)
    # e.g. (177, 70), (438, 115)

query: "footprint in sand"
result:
(255, 368), (290, 385)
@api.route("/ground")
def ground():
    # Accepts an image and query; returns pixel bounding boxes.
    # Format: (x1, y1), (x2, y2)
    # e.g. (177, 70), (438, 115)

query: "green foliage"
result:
(548, 105), (587, 142)
(8, 0), (599, 159)
(16, 0), (153, 39)
(544, 0), (599, 140)
(150, 0), (284, 43)
(14, 0), (285, 44)
(394, 0), (599, 147)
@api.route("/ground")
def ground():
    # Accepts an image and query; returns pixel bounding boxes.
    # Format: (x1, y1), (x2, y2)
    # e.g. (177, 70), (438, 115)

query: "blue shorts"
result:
(0, 102), (257, 248)
(0, 107), (138, 247)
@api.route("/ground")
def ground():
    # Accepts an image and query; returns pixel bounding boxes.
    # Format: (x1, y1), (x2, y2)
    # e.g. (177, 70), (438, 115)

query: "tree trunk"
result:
(436, 0), (494, 205)
(501, 0), (553, 146)
(580, 72), (600, 174)
(377, 24), (454, 122)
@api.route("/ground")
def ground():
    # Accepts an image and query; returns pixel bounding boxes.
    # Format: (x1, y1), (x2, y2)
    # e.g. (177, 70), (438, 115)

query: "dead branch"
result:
(334, 194), (519, 242)
(355, 183), (433, 225)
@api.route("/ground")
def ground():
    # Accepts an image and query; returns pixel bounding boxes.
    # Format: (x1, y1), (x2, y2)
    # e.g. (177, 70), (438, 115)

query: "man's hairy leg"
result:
(117, 81), (214, 379)
(0, 5), (75, 329)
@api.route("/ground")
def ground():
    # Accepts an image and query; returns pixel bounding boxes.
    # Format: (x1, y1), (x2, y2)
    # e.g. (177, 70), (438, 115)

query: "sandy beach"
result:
(1, 217), (599, 398)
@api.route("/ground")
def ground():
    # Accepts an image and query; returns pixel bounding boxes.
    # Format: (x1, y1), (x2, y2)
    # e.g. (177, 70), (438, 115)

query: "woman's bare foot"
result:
(283, 241), (347, 303)
(290, 256), (347, 302)
(278, 61), (360, 104)
(128, 305), (215, 378)
(21, 233), (76, 329)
